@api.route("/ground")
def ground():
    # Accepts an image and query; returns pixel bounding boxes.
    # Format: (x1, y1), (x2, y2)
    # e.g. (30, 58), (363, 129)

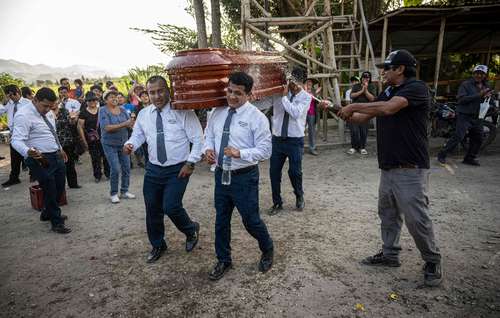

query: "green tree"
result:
(0, 73), (25, 103)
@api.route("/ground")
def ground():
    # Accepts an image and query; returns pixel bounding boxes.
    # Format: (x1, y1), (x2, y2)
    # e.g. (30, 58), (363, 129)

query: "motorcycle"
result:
(429, 97), (498, 151)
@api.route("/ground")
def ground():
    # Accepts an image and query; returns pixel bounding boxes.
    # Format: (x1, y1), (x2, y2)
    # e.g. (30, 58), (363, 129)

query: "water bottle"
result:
(221, 155), (231, 185)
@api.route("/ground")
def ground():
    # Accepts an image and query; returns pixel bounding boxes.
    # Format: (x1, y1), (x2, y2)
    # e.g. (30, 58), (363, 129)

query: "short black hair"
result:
(59, 77), (69, 85)
(3, 84), (20, 96)
(35, 87), (57, 102)
(90, 85), (103, 92)
(58, 86), (68, 92)
(228, 71), (254, 94)
(403, 65), (417, 78)
(350, 76), (359, 82)
(146, 75), (168, 88)
(74, 79), (83, 86)
(291, 67), (307, 83)
(21, 86), (33, 98)
(116, 92), (125, 97)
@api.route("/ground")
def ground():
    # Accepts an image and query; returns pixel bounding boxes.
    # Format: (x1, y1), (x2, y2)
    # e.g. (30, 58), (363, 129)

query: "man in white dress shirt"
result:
(11, 87), (71, 234)
(124, 76), (203, 263)
(268, 67), (312, 215)
(204, 71), (274, 280)
(1, 84), (31, 187)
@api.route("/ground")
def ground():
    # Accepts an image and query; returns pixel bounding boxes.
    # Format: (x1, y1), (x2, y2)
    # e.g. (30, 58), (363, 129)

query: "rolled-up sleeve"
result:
(239, 112), (272, 162)
(184, 110), (204, 163)
(11, 113), (31, 158)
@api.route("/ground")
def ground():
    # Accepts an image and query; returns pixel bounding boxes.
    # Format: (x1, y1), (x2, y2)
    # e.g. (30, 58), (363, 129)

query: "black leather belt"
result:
(272, 136), (303, 142)
(216, 165), (257, 175)
(381, 164), (421, 171)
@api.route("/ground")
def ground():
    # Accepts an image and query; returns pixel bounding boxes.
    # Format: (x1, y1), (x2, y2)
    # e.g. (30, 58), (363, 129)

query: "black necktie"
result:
(41, 114), (62, 150)
(281, 94), (295, 137)
(217, 108), (236, 167)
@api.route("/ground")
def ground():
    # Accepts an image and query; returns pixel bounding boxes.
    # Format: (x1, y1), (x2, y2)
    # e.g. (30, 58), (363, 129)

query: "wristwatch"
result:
(186, 161), (195, 169)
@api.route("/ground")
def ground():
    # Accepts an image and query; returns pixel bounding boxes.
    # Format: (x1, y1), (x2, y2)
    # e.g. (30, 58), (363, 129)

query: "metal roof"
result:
(368, 3), (500, 57)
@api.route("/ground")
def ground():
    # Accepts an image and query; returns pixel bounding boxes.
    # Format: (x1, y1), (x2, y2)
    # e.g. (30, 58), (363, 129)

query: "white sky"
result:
(0, 0), (196, 75)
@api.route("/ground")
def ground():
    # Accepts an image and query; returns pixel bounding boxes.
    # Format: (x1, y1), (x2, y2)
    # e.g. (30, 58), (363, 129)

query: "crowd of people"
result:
(3, 49), (495, 287)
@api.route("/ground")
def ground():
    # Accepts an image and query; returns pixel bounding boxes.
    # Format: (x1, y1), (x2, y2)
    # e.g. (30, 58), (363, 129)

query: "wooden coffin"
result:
(166, 48), (287, 110)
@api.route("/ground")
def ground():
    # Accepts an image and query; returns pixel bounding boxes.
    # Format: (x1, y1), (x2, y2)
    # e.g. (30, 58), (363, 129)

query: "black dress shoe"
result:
(208, 261), (232, 281)
(268, 203), (283, 216)
(40, 214), (68, 222)
(2, 179), (21, 187)
(146, 245), (167, 263)
(69, 185), (82, 189)
(186, 222), (200, 252)
(296, 195), (305, 211)
(51, 224), (72, 234)
(462, 158), (480, 166)
(258, 248), (274, 273)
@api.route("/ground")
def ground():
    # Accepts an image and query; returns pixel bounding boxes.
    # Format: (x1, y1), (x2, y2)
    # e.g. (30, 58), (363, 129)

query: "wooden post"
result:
(365, 44), (369, 70)
(241, 0), (252, 50)
(381, 17), (388, 63)
(433, 17), (446, 93)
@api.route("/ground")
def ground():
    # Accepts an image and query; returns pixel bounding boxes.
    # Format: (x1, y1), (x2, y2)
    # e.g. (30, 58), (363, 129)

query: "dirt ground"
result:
(0, 137), (499, 318)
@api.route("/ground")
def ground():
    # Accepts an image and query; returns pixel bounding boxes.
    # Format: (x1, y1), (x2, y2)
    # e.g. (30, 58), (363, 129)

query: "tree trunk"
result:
(193, 0), (208, 48)
(211, 0), (222, 47)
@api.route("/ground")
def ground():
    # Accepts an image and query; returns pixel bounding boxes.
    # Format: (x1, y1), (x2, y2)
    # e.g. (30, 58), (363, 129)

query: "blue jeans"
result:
(214, 166), (273, 263)
(143, 162), (196, 248)
(270, 136), (304, 205)
(102, 144), (130, 195)
(25, 152), (66, 226)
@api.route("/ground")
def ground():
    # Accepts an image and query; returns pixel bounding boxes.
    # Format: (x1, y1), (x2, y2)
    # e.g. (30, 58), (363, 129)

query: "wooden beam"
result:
(381, 17), (388, 62)
(433, 17), (446, 92)
(290, 21), (332, 48)
(247, 16), (349, 24)
(282, 53), (308, 68)
(305, 0), (318, 16)
(250, 0), (271, 17)
(357, 0), (378, 78)
(246, 23), (334, 70)
(241, 0), (252, 50)
(271, 28), (307, 33)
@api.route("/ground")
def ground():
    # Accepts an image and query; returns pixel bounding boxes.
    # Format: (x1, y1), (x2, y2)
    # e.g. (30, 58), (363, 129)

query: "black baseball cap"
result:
(376, 49), (417, 68)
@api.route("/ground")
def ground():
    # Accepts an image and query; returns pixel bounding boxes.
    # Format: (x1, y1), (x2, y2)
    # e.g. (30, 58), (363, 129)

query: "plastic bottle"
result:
(221, 155), (231, 185)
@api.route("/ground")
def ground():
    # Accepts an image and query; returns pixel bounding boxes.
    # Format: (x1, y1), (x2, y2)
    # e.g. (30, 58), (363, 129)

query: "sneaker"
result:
(110, 194), (120, 204)
(361, 250), (401, 267)
(121, 192), (136, 199)
(360, 149), (368, 155)
(208, 261), (232, 281)
(423, 262), (442, 287)
(347, 148), (356, 155)
(309, 149), (319, 156)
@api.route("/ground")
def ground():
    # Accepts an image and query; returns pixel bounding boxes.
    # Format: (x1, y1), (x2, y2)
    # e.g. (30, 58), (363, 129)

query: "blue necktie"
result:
(156, 110), (167, 164)
(281, 94), (295, 137)
(41, 114), (62, 150)
(217, 108), (236, 167)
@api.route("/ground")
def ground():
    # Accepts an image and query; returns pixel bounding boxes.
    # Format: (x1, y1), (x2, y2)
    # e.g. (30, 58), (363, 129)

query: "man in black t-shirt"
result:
(338, 49), (442, 287)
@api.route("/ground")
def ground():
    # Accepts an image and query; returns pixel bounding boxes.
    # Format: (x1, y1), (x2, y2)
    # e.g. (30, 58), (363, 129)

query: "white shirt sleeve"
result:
(11, 112), (31, 158)
(203, 110), (216, 153)
(281, 92), (310, 120)
(184, 110), (204, 163)
(0, 104), (6, 115)
(239, 112), (272, 162)
(125, 111), (146, 150)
